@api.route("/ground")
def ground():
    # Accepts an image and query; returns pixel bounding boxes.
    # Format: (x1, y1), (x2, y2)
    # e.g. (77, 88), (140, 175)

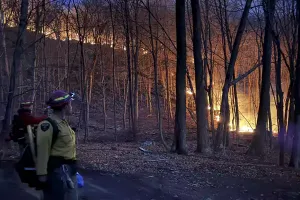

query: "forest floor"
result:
(1, 114), (300, 199)
(0, 158), (300, 200)
(1, 141), (300, 200)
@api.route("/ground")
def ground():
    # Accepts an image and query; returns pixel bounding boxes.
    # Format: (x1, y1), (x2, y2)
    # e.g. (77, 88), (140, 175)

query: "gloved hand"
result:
(4, 136), (11, 142)
(38, 175), (47, 182)
(36, 175), (48, 190)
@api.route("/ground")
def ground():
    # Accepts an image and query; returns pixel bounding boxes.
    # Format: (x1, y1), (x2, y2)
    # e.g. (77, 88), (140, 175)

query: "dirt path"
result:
(0, 160), (299, 200)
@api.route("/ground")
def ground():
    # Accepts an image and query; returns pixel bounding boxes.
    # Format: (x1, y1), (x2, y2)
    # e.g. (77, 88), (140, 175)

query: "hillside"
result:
(0, 25), (188, 143)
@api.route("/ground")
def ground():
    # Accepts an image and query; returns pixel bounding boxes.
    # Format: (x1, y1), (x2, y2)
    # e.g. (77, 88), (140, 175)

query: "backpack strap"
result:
(10, 114), (26, 143)
(43, 118), (59, 148)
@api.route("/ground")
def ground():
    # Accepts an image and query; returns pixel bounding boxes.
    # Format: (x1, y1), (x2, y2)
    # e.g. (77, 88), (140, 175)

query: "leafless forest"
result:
(1, 0), (300, 192)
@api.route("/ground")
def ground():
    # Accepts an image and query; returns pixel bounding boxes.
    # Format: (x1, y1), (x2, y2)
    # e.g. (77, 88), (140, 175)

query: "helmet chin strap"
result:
(52, 108), (67, 120)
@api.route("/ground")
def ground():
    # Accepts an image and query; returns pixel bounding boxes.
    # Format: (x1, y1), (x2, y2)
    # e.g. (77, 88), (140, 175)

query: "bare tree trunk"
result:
(286, 0), (298, 153)
(65, 1), (71, 91)
(102, 76), (107, 133)
(79, 40), (88, 142)
(57, 40), (62, 89)
(148, 72), (152, 114)
(0, 1), (9, 78)
(284, 85), (291, 148)
(0, 2), (9, 110)
(287, 85), (295, 151)
(109, 2), (117, 140)
(133, 0), (139, 135)
(148, 0), (168, 150)
(191, 0), (210, 153)
(223, 0), (240, 137)
(207, 16), (215, 141)
(87, 52), (97, 138)
(0, 5), (5, 104)
(273, 35), (285, 166)
(1, 0), (29, 137)
(123, 79), (129, 130)
(233, 73), (240, 132)
(268, 98), (273, 148)
(124, 0), (135, 139)
(164, 44), (172, 130)
(248, 0), (276, 156)
(289, 0), (300, 168)
(98, 39), (107, 133)
(31, 2), (41, 104)
(284, 86), (290, 126)
(147, 0), (169, 150)
(215, 0), (253, 150)
(173, 0), (187, 155)
(73, 2), (89, 142)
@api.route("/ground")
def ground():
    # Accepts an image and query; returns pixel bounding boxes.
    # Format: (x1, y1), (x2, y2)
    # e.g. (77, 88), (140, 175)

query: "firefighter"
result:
(6, 101), (47, 155)
(36, 90), (77, 200)
(18, 101), (47, 126)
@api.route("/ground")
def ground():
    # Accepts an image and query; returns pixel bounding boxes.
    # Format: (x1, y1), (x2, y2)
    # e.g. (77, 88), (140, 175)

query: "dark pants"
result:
(42, 165), (78, 200)
(18, 142), (26, 157)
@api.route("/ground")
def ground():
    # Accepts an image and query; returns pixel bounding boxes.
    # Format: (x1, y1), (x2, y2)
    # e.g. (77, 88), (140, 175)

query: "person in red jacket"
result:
(18, 101), (47, 126)
(6, 101), (47, 144)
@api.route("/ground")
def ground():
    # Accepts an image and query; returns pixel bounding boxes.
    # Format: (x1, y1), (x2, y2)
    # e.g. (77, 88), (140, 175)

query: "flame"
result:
(239, 126), (254, 133)
(186, 89), (193, 95)
(228, 123), (234, 131)
(216, 115), (220, 122)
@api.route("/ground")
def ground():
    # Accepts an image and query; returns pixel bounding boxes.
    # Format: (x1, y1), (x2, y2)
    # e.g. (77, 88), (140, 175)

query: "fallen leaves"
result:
(76, 138), (300, 188)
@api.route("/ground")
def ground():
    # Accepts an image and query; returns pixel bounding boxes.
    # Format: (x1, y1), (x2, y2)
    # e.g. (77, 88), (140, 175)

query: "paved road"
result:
(1, 160), (300, 200)
(0, 161), (176, 200)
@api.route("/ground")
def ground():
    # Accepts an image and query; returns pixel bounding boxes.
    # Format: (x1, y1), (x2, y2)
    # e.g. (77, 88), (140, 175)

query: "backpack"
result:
(14, 118), (60, 190)
(10, 114), (26, 143)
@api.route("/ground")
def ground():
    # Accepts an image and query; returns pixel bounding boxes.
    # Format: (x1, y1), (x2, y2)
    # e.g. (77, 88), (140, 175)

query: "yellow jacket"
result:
(35, 114), (76, 175)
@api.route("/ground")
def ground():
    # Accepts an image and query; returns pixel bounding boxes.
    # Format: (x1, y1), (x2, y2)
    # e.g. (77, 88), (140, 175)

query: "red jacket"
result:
(18, 109), (47, 126)
(5, 109), (47, 142)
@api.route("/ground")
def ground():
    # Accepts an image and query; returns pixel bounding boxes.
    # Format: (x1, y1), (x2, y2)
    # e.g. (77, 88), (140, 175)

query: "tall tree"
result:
(133, 0), (139, 136)
(0, 2), (9, 77)
(248, 0), (276, 156)
(1, 0), (29, 137)
(273, 36), (285, 166)
(173, 0), (187, 154)
(222, 0), (240, 139)
(31, 1), (42, 104)
(289, 0), (300, 168)
(0, 2), (5, 104)
(191, 0), (210, 153)
(214, 0), (253, 150)
(108, 0), (117, 140)
(147, 0), (168, 149)
(124, 0), (135, 139)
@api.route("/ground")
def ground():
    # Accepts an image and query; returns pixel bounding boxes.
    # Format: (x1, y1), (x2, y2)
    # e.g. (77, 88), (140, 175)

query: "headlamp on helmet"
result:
(46, 90), (74, 108)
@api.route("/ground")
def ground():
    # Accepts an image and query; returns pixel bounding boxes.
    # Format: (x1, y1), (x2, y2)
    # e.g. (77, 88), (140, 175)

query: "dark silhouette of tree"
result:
(248, 0), (276, 156)
(191, 0), (210, 153)
(173, 0), (187, 154)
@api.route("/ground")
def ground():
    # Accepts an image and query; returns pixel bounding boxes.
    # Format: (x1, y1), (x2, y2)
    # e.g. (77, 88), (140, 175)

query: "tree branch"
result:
(12, 88), (35, 99)
(230, 62), (262, 86)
